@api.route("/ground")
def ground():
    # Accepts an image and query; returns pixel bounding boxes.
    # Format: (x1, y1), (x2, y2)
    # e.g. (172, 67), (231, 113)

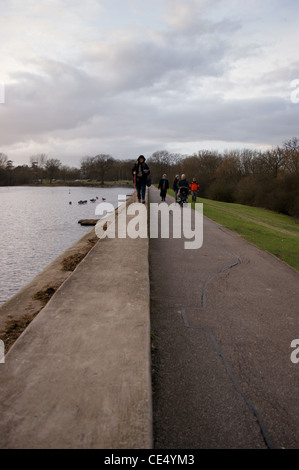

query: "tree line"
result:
(147, 138), (299, 218)
(1, 137), (299, 218)
(0, 153), (135, 186)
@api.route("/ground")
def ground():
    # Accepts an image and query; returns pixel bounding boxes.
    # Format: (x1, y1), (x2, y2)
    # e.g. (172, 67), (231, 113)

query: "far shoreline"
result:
(1, 180), (135, 189)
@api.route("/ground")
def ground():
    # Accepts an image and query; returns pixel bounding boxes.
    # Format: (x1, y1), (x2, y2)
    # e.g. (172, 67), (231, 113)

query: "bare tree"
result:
(45, 158), (62, 182)
(93, 154), (115, 184)
(0, 153), (8, 169)
(30, 153), (47, 168)
(30, 153), (48, 183)
(80, 156), (94, 179)
(259, 147), (284, 178)
(282, 138), (299, 174)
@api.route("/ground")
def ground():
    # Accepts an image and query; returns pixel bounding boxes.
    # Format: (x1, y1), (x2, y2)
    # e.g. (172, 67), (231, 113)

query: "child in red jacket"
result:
(189, 177), (199, 202)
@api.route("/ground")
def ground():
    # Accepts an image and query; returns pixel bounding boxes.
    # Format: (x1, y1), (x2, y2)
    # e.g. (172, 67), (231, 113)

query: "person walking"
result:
(189, 177), (199, 203)
(178, 174), (189, 190)
(158, 174), (169, 201)
(173, 175), (180, 203)
(177, 174), (190, 205)
(132, 155), (150, 203)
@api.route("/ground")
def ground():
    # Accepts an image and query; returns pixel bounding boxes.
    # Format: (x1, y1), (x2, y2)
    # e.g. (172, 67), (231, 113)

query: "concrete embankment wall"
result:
(0, 195), (152, 449)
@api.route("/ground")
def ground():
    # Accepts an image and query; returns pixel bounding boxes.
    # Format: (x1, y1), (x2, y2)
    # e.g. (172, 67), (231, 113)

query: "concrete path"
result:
(1, 185), (298, 450)
(0, 199), (152, 449)
(149, 186), (299, 449)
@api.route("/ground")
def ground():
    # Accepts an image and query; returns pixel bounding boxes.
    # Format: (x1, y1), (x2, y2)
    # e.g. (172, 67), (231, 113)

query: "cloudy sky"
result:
(1, 0), (299, 167)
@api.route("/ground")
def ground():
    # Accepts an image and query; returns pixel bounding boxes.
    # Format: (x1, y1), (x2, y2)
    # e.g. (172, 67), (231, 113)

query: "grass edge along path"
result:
(166, 188), (299, 272)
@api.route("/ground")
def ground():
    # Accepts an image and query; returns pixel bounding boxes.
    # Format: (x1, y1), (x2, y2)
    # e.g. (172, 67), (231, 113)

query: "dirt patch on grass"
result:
(33, 285), (59, 305)
(1, 314), (37, 352)
(61, 237), (98, 272)
(61, 253), (87, 271)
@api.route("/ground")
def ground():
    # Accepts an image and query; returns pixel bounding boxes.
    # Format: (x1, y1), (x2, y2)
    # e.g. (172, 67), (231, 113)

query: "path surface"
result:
(149, 186), (299, 449)
(0, 200), (152, 449)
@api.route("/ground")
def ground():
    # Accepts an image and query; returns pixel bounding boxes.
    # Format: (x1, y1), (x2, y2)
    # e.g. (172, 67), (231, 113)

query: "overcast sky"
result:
(1, 0), (299, 167)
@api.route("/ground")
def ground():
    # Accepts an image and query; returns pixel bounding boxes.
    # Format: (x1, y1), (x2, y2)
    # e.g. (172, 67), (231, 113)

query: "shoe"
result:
(138, 199), (141, 203)
(142, 200), (146, 204)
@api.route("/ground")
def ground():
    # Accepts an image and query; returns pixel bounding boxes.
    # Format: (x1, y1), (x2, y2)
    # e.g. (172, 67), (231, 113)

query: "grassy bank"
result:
(166, 188), (299, 271)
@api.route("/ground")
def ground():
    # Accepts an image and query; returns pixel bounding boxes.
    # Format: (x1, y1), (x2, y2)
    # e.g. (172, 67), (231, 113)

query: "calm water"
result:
(0, 186), (133, 306)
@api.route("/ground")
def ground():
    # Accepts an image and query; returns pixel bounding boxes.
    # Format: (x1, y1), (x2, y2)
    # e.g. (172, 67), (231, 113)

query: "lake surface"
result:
(0, 186), (133, 306)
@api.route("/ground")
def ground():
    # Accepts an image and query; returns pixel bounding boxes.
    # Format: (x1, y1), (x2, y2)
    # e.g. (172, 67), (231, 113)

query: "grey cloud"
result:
(110, 93), (299, 148)
(84, 14), (246, 95)
(2, 61), (103, 144)
(3, 56), (298, 163)
(1, 1), (298, 166)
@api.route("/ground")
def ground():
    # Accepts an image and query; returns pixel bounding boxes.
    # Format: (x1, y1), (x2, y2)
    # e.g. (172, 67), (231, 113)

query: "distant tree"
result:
(148, 150), (182, 183)
(80, 154), (115, 183)
(30, 153), (47, 168)
(115, 159), (136, 181)
(190, 151), (222, 197)
(283, 137), (299, 152)
(281, 137), (299, 174)
(0, 153), (9, 184)
(260, 148), (284, 178)
(59, 165), (81, 182)
(0, 153), (8, 169)
(149, 150), (173, 167)
(45, 158), (62, 182)
(80, 156), (94, 179)
(30, 153), (48, 183)
(239, 149), (261, 176)
(217, 153), (242, 182)
(93, 154), (115, 184)
(13, 165), (33, 185)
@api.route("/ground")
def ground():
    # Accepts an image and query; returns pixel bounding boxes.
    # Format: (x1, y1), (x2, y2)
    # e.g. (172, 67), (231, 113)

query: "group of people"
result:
(160, 174), (199, 203)
(132, 155), (199, 203)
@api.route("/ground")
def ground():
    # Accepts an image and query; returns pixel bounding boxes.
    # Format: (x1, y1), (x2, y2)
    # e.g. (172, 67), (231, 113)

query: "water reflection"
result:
(0, 186), (133, 306)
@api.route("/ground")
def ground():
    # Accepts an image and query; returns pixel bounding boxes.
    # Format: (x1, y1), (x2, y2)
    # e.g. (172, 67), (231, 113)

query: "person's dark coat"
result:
(132, 156), (150, 184)
(158, 177), (169, 200)
(173, 178), (179, 191)
(178, 178), (189, 188)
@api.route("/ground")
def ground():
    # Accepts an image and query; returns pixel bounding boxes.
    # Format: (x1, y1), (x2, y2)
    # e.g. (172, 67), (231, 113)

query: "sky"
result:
(1, 0), (299, 168)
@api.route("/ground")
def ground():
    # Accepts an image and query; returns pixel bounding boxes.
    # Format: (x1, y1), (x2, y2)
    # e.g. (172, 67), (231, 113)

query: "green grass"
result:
(166, 188), (299, 271)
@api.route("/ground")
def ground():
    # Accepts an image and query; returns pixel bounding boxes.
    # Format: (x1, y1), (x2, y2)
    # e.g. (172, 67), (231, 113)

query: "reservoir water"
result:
(0, 186), (133, 306)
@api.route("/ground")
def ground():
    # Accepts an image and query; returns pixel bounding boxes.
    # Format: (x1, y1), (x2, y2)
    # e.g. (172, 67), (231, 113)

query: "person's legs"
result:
(141, 182), (146, 202)
(136, 181), (142, 202)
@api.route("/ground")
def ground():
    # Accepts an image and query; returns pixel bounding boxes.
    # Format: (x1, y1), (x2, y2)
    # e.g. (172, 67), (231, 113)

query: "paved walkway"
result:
(149, 186), (299, 449)
(0, 199), (152, 449)
(0, 186), (299, 449)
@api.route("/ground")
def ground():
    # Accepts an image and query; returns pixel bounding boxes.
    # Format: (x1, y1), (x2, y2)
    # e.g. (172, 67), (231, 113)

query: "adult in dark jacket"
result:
(177, 174), (190, 203)
(178, 174), (189, 189)
(173, 175), (180, 202)
(158, 174), (169, 201)
(132, 155), (150, 203)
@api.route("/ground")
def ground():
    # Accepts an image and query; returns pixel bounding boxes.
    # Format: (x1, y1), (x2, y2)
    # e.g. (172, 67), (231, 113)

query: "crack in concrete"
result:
(180, 234), (275, 449)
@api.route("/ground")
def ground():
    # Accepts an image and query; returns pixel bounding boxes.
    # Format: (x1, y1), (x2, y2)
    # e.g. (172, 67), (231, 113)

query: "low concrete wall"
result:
(0, 194), (152, 449)
(0, 226), (99, 346)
